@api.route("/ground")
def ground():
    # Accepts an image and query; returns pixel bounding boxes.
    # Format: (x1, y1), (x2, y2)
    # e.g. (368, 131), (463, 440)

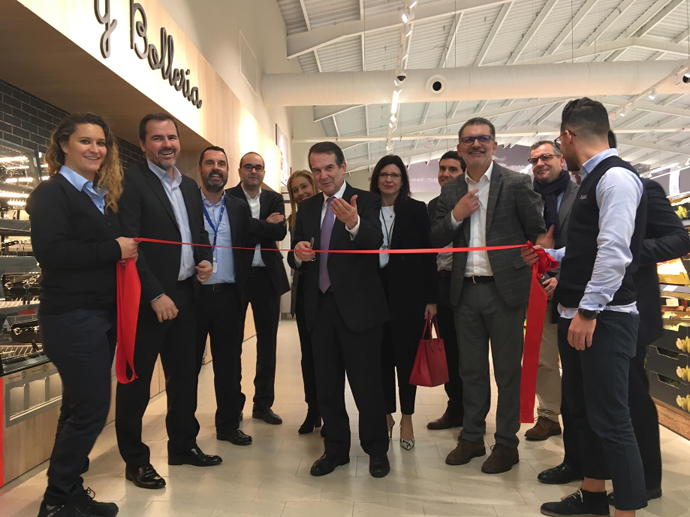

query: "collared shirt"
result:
(450, 162), (494, 277)
(201, 191), (235, 285)
(546, 148), (643, 318)
(379, 206), (395, 268)
(436, 246), (453, 272)
(147, 160), (195, 281)
(59, 165), (108, 214)
(242, 185), (267, 268)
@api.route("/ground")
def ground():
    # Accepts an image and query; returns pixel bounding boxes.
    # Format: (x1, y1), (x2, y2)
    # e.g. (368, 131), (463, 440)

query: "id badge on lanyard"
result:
(203, 199), (226, 275)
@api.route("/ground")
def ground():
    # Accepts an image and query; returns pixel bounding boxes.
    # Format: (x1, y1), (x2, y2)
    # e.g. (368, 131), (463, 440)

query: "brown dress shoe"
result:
(525, 416), (562, 441)
(427, 411), (464, 430)
(481, 444), (519, 474)
(445, 438), (486, 465)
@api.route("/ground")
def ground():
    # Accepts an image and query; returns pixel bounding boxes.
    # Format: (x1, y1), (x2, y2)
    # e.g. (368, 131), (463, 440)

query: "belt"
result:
(463, 276), (494, 284)
(438, 270), (452, 278)
(200, 283), (235, 292)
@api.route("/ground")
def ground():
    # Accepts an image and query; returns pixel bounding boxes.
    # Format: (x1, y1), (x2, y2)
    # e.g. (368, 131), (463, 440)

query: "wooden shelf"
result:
(655, 398), (690, 440)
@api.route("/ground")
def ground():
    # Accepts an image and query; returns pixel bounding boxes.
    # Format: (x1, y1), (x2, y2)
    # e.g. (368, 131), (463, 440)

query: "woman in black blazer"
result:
(287, 170), (322, 434)
(27, 113), (138, 517)
(370, 155), (437, 451)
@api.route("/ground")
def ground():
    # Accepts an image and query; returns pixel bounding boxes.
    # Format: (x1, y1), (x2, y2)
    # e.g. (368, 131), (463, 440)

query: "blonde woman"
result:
(287, 170), (322, 434)
(27, 113), (137, 517)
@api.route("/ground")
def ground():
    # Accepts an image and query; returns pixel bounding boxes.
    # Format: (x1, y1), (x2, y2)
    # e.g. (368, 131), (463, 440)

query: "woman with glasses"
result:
(286, 170), (323, 434)
(369, 155), (437, 450)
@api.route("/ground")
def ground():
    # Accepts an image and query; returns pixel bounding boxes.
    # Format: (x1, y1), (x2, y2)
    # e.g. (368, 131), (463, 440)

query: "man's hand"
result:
(332, 195), (359, 230)
(196, 261), (213, 283)
(266, 212), (285, 224)
(424, 304), (437, 319)
(151, 294), (179, 323)
(542, 277), (558, 299)
(568, 313), (597, 351)
(521, 244), (541, 267)
(536, 225), (556, 249)
(295, 241), (315, 262)
(452, 188), (480, 223)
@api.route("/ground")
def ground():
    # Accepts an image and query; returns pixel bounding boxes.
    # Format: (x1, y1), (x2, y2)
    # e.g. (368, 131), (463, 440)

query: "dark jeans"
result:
(240, 268), (280, 410)
(559, 312), (647, 511)
(295, 277), (318, 412)
(40, 309), (117, 506)
(437, 274), (463, 415)
(196, 284), (245, 432)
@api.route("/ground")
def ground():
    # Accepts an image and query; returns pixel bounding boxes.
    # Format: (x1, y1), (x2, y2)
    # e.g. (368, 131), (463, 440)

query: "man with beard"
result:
(195, 146), (255, 446)
(524, 141), (578, 442)
(116, 114), (221, 490)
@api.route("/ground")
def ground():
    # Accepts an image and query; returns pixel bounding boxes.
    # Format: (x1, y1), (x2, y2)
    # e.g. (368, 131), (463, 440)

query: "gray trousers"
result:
(536, 302), (561, 421)
(454, 281), (526, 448)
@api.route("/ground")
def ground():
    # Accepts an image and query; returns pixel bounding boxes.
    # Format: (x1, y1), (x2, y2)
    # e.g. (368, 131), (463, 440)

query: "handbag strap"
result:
(422, 316), (442, 340)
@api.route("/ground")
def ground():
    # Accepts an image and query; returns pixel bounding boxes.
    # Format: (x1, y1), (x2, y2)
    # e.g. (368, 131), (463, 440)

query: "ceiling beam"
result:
(543, 0), (597, 57)
(582, 0), (635, 48)
(531, 37), (690, 64)
(313, 105), (363, 122)
(440, 12), (464, 68)
(286, 0), (508, 59)
(298, 0), (311, 31)
(507, 0), (558, 65)
(474, 2), (511, 66)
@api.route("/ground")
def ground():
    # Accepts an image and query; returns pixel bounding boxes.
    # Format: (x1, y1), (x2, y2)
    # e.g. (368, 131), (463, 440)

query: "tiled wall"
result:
(0, 79), (144, 170)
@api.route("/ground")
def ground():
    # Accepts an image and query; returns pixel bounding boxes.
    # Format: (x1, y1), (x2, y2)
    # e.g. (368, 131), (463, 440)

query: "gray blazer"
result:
(430, 162), (546, 308)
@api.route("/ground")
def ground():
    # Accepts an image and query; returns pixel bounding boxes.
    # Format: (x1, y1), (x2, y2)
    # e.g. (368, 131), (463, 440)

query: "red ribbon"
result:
(116, 259), (140, 384)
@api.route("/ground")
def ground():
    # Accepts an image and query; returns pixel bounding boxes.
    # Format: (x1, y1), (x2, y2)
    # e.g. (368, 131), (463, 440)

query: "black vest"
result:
(555, 155), (646, 309)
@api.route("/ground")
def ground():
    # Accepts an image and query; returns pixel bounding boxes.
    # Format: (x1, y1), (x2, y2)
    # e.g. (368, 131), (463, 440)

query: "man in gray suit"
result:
(431, 117), (546, 474)
(525, 141), (578, 443)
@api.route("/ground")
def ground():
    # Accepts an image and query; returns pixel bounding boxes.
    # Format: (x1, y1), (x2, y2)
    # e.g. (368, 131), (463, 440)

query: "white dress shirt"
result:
(147, 160), (196, 281)
(242, 186), (267, 268)
(450, 162), (494, 277)
(379, 206), (395, 268)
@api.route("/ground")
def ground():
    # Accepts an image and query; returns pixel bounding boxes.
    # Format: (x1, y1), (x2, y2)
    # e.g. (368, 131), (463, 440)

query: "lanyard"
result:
(202, 198), (226, 247)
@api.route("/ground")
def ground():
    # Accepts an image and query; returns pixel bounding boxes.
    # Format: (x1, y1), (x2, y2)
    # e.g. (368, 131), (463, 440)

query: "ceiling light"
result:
(41, 176), (50, 181)
(402, 10), (415, 22)
(410, 0), (418, 8)
(391, 89), (401, 114)
(619, 111), (626, 117)
(390, 115), (397, 124)
(406, 25), (413, 37)
(0, 156), (28, 163)
(648, 89), (657, 100)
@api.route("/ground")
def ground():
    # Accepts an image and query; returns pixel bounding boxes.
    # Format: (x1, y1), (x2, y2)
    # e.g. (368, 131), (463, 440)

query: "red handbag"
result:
(409, 317), (449, 387)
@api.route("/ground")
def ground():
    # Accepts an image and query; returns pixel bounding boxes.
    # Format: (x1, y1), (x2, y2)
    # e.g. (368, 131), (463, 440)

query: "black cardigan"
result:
(27, 174), (122, 314)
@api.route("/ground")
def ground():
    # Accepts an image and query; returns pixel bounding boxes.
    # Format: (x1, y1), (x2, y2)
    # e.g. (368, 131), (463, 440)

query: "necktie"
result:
(319, 196), (335, 293)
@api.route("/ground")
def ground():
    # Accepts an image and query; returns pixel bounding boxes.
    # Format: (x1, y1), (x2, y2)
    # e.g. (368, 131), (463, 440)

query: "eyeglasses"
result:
(379, 173), (402, 180)
(527, 153), (560, 165)
(554, 131), (576, 150)
(242, 164), (264, 172)
(459, 135), (493, 145)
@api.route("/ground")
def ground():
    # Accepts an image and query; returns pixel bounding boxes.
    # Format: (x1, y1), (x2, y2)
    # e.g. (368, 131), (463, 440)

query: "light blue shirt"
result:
(147, 160), (196, 281)
(201, 191), (236, 285)
(547, 148), (643, 317)
(59, 166), (108, 214)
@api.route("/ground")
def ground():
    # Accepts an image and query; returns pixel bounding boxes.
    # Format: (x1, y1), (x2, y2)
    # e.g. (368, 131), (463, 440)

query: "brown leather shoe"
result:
(445, 438), (486, 465)
(481, 444), (519, 474)
(525, 417), (562, 441)
(427, 410), (464, 430)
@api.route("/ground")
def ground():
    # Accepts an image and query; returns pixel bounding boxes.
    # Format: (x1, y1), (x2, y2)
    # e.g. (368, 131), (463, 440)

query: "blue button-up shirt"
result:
(147, 160), (196, 281)
(201, 191), (235, 285)
(59, 166), (108, 213)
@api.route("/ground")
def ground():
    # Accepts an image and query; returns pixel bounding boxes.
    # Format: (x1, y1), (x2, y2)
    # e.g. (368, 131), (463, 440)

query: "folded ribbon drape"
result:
(116, 259), (140, 384)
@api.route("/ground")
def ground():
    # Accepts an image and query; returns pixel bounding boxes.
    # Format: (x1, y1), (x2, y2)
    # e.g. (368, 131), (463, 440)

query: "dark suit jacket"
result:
(227, 184), (290, 296)
(430, 162), (546, 307)
(287, 183), (389, 333)
(428, 196), (439, 223)
(635, 179), (690, 347)
(119, 163), (212, 303)
(544, 178), (578, 280)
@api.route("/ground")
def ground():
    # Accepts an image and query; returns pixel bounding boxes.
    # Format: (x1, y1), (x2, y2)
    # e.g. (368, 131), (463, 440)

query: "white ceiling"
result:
(275, 0), (690, 172)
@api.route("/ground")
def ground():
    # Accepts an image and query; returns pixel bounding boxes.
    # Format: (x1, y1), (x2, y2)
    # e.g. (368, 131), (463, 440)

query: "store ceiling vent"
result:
(240, 32), (258, 94)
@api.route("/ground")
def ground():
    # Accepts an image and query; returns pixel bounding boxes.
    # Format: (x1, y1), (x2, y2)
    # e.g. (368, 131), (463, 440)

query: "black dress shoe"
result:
(217, 429), (253, 446)
(607, 486), (661, 506)
(541, 489), (609, 516)
(37, 502), (76, 517)
(125, 464), (166, 490)
(369, 454), (391, 478)
(310, 453), (350, 476)
(168, 446), (222, 467)
(252, 407), (283, 425)
(537, 462), (584, 485)
(73, 488), (119, 517)
(298, 412), (322, 435)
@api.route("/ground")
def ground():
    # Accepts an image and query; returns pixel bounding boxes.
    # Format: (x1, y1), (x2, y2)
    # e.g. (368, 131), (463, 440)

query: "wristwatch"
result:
(578, 308), (600, 320)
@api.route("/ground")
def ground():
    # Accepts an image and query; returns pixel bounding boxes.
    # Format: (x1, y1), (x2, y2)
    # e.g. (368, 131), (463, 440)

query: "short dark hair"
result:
(199, 145), (228, 166)
(560, 97), (610, 139)
(369, 155), (411, 209)
(138, 113), (180, 142)
(459, 117), (496, 140)
(608, 130), (617, 149)
(239, 151), (264, 168)
(439, 150), (466, 171)
(308, 142), (345, 169)
(529, 140), (560, 154)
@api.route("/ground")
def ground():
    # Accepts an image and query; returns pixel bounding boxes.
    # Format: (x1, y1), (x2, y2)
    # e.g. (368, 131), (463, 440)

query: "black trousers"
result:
(559, 312), (647, 511)
(437, 273), (463, 415)
(116, 279), (199, 468)
(240, 268), (280, 410)
(311, 291), (389, 457)
(40, 309), (117, 506)
(195, 284), (245, 432)
(562, 342), (663, 490)
(295, 277), (318, 411)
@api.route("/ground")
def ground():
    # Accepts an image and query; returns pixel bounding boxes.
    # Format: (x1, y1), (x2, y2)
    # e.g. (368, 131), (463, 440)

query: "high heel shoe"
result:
(400, 423), (415, 451)
(386, 415), (395, 440)
(298, 412), (322, 435)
